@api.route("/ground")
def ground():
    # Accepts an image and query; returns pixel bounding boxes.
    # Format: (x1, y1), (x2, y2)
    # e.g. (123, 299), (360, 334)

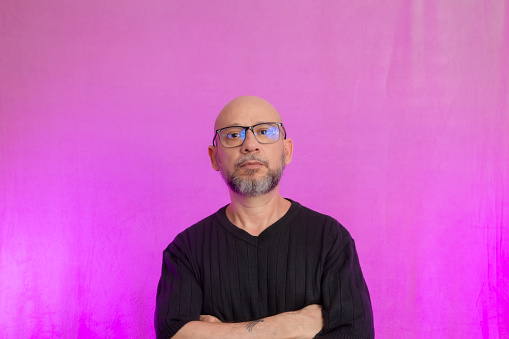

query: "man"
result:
(155, 96), (374, 338)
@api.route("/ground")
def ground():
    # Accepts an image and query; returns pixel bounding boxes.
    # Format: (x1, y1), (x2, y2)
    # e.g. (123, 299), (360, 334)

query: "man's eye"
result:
(227, 133), (241, 139)
(258, 129), (268, 135)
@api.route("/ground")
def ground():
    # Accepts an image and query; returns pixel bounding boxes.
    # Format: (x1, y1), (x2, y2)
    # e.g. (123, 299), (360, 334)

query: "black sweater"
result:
(155, 200), (374, 338)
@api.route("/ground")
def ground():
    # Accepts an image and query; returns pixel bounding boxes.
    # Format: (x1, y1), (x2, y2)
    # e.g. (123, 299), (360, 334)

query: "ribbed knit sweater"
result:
(155, 200), (374, 338)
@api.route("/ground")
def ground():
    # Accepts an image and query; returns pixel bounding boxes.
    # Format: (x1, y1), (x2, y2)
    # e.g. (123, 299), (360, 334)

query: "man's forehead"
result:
(214, 96), (282, 130)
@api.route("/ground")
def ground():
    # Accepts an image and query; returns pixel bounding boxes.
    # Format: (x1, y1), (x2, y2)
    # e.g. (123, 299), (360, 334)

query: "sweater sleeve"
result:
(154, 234), (202, 339)
(315, 229), (374, 339)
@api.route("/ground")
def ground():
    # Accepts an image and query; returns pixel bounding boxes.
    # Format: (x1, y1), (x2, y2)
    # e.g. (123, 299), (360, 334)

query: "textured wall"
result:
(1, 0), (508, 338)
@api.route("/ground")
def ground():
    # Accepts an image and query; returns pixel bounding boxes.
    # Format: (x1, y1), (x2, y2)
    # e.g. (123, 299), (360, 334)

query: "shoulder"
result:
(165, 208), (224, 254)
(180, 211), (220, 238)
(293, 202), (353, 247)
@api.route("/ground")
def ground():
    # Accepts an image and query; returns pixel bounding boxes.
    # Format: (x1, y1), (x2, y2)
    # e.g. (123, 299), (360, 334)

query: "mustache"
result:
(234, 155), (269, 169)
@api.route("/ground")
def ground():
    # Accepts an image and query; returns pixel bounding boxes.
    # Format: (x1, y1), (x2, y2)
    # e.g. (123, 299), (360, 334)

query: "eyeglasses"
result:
(213, 122), (286, 148)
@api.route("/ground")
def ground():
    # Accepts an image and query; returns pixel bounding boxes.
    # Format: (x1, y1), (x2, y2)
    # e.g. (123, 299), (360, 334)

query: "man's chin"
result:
(237, 167), (266, 177)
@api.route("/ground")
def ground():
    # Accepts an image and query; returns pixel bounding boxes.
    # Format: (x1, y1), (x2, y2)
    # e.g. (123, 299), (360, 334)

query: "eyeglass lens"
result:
(219, 123), (281, 147)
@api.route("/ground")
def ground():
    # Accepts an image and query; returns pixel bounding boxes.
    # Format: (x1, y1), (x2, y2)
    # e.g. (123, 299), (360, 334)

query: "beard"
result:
(217, 151), (286, 197)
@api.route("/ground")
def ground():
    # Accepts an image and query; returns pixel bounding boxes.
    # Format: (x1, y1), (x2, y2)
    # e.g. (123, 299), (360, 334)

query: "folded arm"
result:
(316, 232), (374, 339)
(173, 304), (323, 339)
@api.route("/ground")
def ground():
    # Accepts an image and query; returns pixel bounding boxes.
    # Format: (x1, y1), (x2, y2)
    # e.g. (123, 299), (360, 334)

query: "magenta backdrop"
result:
(1, 0), (508, 338)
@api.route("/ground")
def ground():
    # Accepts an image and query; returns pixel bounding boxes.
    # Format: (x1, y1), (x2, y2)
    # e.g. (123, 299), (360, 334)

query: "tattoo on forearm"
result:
(246, 319), (264, 332)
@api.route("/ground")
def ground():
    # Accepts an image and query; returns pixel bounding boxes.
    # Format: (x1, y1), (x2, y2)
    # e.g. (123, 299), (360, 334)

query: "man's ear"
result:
(208, 145), (220, 171)
(283, 138), (293, 165)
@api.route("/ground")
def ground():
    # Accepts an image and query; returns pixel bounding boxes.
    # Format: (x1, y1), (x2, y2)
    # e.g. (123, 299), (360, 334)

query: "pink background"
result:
(1, 0), (508, 338)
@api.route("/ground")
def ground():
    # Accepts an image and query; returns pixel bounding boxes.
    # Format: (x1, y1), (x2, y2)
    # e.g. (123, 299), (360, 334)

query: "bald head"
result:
(214, 96), (282, 131)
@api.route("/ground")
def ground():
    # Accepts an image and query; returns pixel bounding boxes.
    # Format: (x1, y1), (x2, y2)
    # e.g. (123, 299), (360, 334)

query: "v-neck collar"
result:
(215, 199), (301, 246)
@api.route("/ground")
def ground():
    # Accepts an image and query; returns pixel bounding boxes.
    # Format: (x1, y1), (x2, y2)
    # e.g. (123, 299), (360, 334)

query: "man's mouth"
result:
(240, 161), (264, 167)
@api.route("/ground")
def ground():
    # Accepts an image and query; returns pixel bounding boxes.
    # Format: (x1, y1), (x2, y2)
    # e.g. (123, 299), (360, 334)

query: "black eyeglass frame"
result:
(212, 122), (287, 147)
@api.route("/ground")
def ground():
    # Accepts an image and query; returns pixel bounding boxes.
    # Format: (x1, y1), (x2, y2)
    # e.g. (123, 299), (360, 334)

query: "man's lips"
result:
(240, 161), (264, 167)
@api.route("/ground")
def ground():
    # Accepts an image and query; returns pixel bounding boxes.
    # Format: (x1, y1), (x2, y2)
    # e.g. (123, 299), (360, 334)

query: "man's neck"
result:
(226, 188), (291, 236)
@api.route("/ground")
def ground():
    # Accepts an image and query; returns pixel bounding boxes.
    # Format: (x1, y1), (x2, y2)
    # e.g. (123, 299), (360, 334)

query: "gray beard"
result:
(218, 152), (286, 197)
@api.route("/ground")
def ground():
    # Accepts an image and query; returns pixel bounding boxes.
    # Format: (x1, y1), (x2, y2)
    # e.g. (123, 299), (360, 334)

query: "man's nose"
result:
(242, 128), (260, 152)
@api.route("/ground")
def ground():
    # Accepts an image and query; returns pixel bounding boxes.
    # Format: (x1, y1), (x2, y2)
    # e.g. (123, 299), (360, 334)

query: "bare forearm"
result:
(173, 319), (273, 339)
(173, 305), (323, 339)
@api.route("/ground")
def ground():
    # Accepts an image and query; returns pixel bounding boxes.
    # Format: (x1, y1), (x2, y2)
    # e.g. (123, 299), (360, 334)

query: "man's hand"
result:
(290, 304), (324, 338)
(200, 315), (222, 323)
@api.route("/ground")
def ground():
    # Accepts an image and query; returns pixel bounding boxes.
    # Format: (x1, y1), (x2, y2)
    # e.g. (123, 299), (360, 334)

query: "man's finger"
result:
(200, 315), (222, 323)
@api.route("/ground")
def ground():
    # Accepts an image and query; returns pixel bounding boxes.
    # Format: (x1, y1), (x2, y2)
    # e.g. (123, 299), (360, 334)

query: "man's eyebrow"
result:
(217, 121), (281, 130)
(216, 123), (242, 129)
(227, 121), (278, 126)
